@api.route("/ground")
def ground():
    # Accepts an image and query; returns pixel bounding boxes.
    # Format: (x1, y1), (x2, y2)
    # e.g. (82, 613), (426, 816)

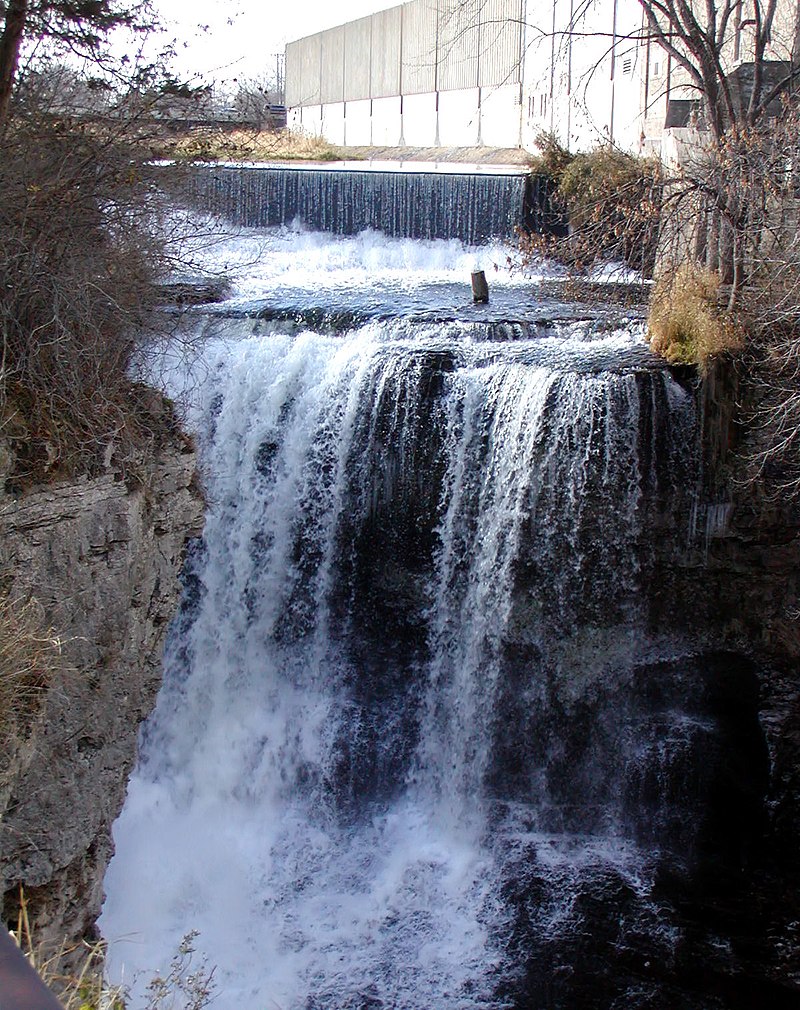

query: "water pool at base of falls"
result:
(100, 227), (768, 1010)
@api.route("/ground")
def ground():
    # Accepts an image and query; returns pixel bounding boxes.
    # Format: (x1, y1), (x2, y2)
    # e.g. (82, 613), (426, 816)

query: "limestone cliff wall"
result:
(0, 430), (203, 950)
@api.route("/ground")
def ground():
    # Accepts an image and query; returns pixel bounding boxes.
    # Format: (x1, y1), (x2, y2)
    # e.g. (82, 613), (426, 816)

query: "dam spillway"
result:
(183, 162), (556, 244)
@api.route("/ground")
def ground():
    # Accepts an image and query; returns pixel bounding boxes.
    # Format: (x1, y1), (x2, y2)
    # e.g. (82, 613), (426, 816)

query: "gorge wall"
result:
(0, 404), (204, 952)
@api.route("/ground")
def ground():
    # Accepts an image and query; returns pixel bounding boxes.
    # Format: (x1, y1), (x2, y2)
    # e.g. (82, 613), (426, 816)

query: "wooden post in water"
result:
(471, 270), (489, 303)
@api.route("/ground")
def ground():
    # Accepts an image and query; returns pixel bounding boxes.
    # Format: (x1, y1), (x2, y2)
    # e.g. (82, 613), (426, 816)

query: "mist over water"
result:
(101, 228), (722, 1009)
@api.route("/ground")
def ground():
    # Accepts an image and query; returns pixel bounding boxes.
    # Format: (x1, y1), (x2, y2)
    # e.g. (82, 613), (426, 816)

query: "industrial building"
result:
(285, 0), (650, 153)
(285, 0), (800, 156)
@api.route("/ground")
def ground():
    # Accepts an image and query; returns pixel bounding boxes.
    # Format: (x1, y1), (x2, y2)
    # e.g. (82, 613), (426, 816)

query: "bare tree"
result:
(230, 72), (282, 129)
(636, 0), (796, 138)
(625, 0), (800, 301)
(0, 1), (198, 479)
(0, 1), (165, 127)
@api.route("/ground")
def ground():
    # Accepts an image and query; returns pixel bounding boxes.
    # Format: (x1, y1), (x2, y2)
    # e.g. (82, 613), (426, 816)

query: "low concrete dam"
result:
(184, 162), (559, 244)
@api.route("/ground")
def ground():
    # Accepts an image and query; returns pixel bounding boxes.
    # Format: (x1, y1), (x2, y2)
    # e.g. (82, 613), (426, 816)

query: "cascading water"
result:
(102, 227), (767, 1009)
(183, 164), (545, 243)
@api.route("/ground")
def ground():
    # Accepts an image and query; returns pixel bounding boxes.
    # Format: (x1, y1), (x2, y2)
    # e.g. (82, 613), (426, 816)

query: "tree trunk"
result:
(719, 218), (735, 285)
(693, 198), (708, 264)
(0, 0), (28, 130)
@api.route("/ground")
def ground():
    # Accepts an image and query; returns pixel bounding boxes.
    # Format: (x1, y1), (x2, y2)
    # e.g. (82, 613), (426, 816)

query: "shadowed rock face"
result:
(0, 430), (203, 953)
(3, 314), (797, 1008)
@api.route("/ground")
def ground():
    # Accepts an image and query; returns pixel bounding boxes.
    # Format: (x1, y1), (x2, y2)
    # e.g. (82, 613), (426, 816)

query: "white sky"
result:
(154, 0), (389, 88)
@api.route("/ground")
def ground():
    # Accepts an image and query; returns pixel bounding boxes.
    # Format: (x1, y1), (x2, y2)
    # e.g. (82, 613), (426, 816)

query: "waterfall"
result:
(100, 309), (750, 1010)
(183, 165), (540, 243)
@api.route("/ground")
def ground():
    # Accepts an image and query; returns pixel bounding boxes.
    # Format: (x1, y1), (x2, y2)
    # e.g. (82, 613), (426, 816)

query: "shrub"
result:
(521, 134), (662, 277)
(526, 131), (574, 180)
(11, 892), (213, 1010)
(647, 264), (743, 367)
(0, 110), (178, 482)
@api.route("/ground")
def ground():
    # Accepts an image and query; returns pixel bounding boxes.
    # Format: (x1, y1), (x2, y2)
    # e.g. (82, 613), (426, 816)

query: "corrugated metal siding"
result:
(287, 0), (525, 107)
(401, 0), (438, 95)
(298, 34), (322, 106)
(479, 0), (522, 86)
(438, 0), (480, 92)
(285, 39), (303, 108)
(320, 24), (345, 104)
(345, 17), (373, 102)
(371, 6), (402, 97)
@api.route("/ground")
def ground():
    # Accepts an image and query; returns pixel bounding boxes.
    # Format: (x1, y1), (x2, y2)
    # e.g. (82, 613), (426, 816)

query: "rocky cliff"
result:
(0, 415), (203, 952)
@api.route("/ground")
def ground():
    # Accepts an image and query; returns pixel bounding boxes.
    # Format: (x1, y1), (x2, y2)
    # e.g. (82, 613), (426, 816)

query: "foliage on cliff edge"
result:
(0, 3), (195, 482)
(522, 133), (662, 278)
(0, 113), (171, 480)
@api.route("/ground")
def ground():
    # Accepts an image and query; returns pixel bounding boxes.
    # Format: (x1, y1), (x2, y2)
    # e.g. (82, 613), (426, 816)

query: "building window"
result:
(622, 57), (633, 75)
(653, 61), (660, 76)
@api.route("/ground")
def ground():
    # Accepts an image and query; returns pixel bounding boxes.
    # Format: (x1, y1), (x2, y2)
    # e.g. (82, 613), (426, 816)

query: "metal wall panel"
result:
(298, 34), (322, 106)
(479, 0), (522, 86)
(287, 0), (525, 107)
(438, 0), (480, 92)
(345, 17), (372, 102)
(370, 6), (402, 98)
(401, 0), (438, 95)
(320, 24), (346, 104)
(285, 39), (303, 107)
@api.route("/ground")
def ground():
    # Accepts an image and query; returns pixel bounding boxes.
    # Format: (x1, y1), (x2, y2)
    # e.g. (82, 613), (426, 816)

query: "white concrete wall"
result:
(401, 92), (438, 147)
(297, 105), (324, 137)
(437, 88), (481, 146)
(321, 105), (346, 146)
(519, 0), (647, 153)
(478, 85), (521, 148)
(343, 99), (372, 146)
(371, 96), (402, 145)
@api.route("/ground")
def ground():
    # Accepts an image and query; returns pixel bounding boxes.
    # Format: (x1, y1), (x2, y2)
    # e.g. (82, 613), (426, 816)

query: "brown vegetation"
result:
(0, 112), (181, 481)
(0, 593), (62, 745)
(153, 126), (346, 163)
(648, 264), (743, 368)
(521, 134), (662, 277)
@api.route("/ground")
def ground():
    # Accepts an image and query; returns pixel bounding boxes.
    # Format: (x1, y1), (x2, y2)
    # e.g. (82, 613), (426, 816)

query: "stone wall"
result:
(0, 422), (203, 951)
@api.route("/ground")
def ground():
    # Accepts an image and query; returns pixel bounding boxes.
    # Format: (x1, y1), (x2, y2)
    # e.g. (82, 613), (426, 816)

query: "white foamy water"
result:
(169, 215), (557, 305)
(102, 229), (695, 1009)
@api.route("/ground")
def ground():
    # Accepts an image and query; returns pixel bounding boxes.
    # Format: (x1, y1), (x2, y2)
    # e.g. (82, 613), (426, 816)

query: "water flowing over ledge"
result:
(182, 164), (557, 244)
(102, 229), (775, 1009)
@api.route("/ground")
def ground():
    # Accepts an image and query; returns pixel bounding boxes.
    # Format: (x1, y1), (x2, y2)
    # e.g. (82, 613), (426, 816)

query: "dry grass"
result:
(157, 127), (347, 163)
(648, 264), (743, 367)
(11, 889), (124, 1010)
(0, 593), (63, 744)
(10, 889), (215, 1009)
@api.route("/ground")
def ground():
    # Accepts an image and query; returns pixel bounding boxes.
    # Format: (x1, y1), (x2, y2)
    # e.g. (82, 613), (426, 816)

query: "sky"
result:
(153, 0), (389, 88)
